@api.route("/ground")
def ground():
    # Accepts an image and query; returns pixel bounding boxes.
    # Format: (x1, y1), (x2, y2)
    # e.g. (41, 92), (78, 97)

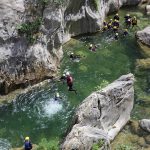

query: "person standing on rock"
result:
(24, 137), (32, 150)
(66, 72), (77, 94)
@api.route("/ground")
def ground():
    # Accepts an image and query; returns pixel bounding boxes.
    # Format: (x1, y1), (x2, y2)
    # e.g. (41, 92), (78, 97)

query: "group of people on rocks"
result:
(102, 13), (138, 40)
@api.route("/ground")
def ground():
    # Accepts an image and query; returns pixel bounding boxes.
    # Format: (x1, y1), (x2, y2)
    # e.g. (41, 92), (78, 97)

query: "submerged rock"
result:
(62, 74), (134, 150)
(139, 119), (150, 133)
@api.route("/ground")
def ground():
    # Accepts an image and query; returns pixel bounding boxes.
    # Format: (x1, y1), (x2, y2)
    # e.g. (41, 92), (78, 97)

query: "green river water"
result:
(0, 7), (150, 149)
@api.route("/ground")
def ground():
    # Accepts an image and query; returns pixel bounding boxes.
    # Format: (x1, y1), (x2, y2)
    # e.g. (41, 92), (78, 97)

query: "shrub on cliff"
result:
(37, 138), (59, 150)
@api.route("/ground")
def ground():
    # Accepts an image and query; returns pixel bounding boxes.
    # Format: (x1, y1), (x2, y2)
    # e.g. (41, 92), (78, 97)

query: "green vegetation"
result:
(92, 139), (105, 150)
(91, 0), (99, 11)
(17, 17), (42, 44)
(37, 138), (59, 150)
(115, 144), (135, 150)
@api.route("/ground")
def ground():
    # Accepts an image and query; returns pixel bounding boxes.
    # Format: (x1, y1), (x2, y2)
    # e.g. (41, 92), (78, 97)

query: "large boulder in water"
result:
(136, 26), (150, 47)
(61, 74), (134, 150)
(139, 119), (150, 133)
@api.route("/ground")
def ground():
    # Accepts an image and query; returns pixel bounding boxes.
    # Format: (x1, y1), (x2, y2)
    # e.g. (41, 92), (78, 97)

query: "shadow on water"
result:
(0, 6), (150, 149)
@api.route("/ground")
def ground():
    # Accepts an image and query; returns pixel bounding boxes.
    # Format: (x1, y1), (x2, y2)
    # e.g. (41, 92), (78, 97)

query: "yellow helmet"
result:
(127, 14), (130, 16)
(116, 20), (119, 22)
(113, 26), (117, 29)
(133, 16), (136, 19)
(116, 13), (118, 16)
(114, 19), (117, 22)
(25, 137), (29, 141)
(125, 29), (128, 31)
(110, 19), (113, 21)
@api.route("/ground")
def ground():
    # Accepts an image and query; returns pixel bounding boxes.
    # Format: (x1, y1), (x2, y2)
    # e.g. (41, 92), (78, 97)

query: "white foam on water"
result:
(43, 99), (63, 117)
(0, 138), (11, 150)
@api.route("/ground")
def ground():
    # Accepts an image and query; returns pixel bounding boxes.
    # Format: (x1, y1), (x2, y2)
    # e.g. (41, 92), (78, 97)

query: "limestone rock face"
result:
(139, 119), (150, 133)
(62, 74), (134, 150)
(136, 26), (150, 47)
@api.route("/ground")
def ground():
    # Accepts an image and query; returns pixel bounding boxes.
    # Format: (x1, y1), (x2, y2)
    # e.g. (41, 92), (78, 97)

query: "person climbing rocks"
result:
(54, 92), (62, 101)
(123, 29), (128, 37)
(114, 33), (119, 40)
(114, 13), (120, 20)
(66, 72), (77, 94)
(24, 137), (32, 150)
(132, 16), (137, 28)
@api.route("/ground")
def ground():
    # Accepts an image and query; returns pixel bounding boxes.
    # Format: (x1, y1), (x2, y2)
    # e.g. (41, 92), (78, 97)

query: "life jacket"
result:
(24, 141), (32, 150)
(132, 19), (137, 25)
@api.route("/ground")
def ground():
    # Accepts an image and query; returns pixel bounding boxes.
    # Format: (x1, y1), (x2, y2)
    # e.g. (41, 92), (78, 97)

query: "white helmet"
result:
(71, 52), (74, 55)
(66, 72), (70, 76)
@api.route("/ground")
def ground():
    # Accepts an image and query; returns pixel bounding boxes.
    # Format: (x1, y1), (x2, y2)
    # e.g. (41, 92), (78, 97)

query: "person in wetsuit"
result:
(24, 137), (32, 150)
(66, 72), (77, 94)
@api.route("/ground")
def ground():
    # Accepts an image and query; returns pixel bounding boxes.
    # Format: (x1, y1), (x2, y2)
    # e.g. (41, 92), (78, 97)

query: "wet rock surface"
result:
(62, 74), (134, 150)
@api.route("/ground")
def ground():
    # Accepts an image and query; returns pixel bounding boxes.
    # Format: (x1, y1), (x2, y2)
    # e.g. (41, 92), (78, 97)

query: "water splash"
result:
(0, 138), (11, 150)
(43, 99), (63, 118)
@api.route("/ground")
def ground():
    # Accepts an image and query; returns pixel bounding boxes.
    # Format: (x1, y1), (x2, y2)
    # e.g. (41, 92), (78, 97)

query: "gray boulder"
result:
(139, 119), (150, 132)
(146, 5), (150, 15)
(62, 73), (134, 150)
(136, 26), (150, 47)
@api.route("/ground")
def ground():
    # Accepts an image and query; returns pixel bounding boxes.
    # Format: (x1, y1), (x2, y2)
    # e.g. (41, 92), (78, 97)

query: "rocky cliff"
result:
(0, 0), (141, 94)
(61, 73), (134, 150)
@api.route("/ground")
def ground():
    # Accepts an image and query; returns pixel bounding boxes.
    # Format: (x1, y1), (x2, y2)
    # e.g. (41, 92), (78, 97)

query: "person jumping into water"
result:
(66, 72), (77, 94)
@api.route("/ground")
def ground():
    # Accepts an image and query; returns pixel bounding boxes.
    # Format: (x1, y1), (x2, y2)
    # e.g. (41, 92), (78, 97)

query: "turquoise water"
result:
(0, 7), (150, 148)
